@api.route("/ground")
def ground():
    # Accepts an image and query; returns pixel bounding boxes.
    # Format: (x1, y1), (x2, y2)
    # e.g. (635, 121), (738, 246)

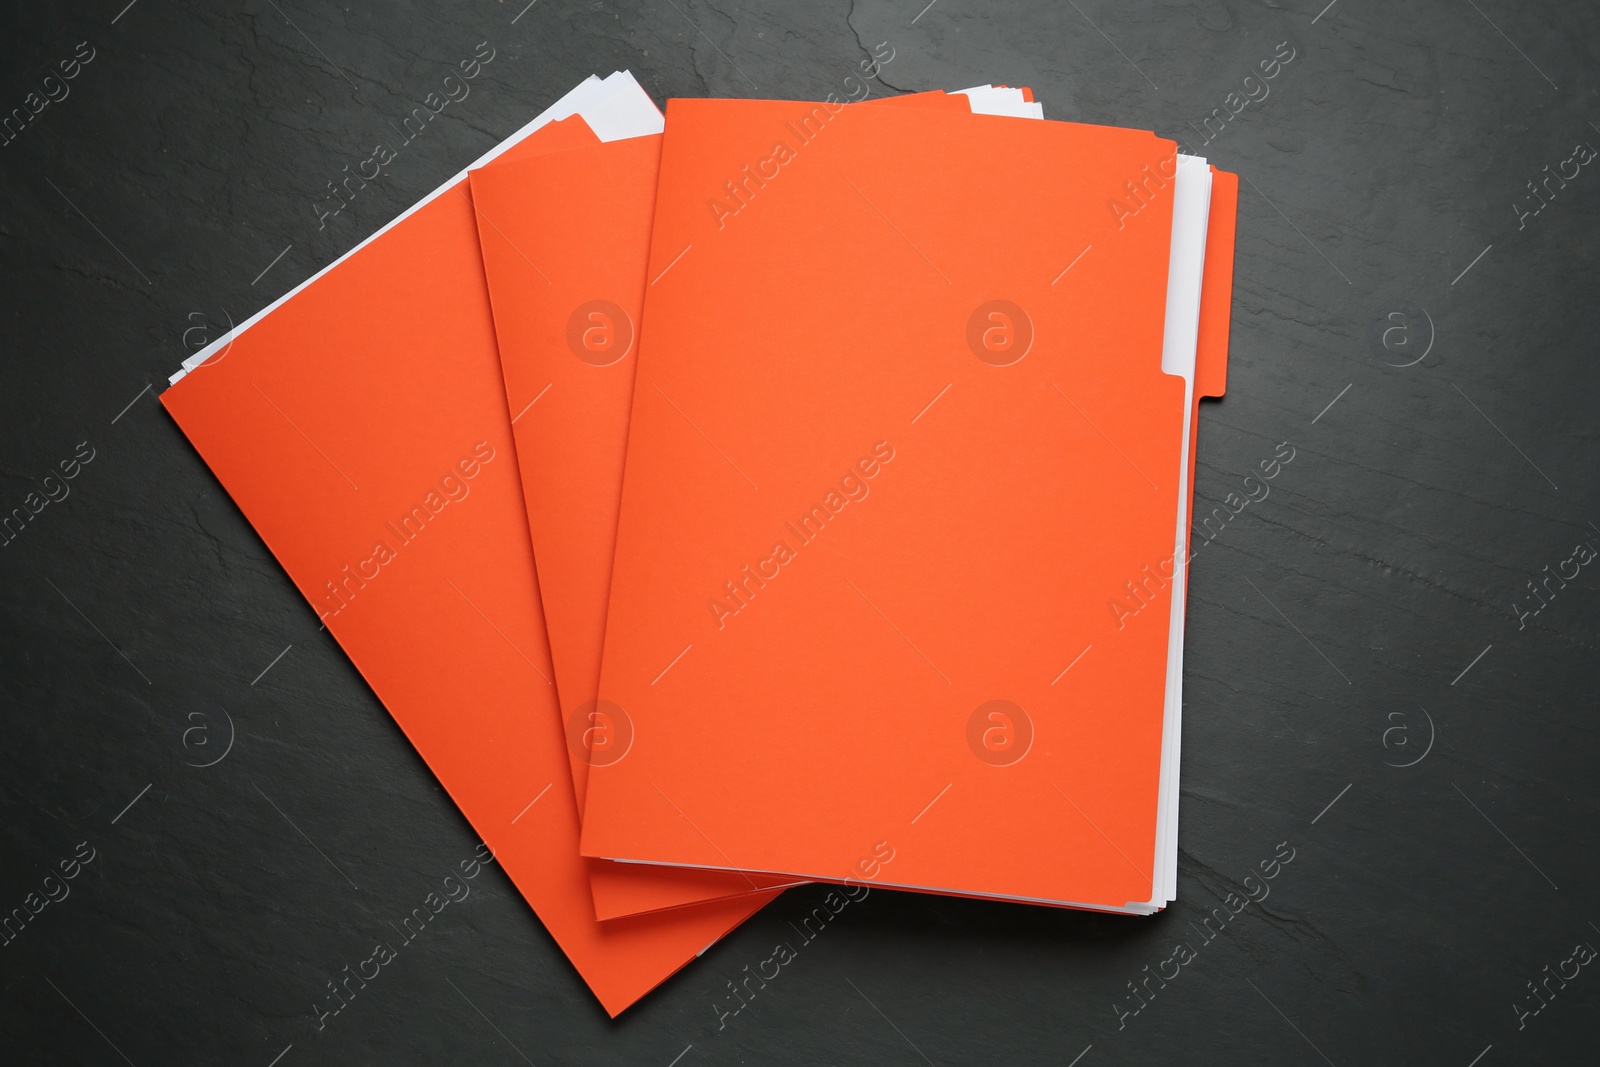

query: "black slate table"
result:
(2, 2), (1596, 1064)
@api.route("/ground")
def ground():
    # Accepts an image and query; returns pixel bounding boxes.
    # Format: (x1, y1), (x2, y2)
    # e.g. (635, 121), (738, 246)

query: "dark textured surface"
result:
(2, 1), (1597, 1063)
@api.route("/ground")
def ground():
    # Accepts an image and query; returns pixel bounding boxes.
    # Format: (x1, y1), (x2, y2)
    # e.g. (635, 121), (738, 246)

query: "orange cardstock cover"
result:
(467, 89), (1007, 920)
(583, 99), (1186, 909)
(1186, 167), (1239, 564)
(1195, 168), (1237, 404)
(160, 110), (778, 1016)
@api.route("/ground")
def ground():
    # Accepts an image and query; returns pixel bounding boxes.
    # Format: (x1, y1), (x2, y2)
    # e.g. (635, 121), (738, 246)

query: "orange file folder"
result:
(161, 74), (778, 1016)
(583, 98), (1193, 910)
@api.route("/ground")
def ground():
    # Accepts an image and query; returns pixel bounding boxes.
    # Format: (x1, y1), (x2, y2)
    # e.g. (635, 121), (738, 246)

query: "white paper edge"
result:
(1143, 153), (1212, 909)
(957, 85), (1046, 119)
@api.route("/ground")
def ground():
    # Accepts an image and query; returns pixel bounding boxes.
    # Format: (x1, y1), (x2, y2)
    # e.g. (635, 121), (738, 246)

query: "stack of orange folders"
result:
(163, 70), (1237, 1015)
